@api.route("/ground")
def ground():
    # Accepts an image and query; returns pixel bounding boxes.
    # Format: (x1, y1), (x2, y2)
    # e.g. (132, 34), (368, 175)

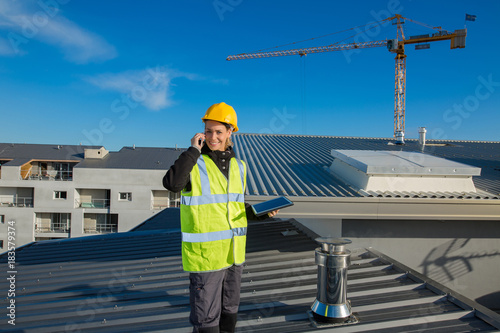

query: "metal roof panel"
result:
(1, 214), (499, 332)
(232, 134), (500, 199)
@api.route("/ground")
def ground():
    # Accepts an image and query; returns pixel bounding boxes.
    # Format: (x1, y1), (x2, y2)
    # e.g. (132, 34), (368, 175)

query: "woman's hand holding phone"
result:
(191, 133), (205, 151)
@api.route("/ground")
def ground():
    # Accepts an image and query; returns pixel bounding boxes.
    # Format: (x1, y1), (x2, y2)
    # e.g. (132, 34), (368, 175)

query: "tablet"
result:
(251, 196), (294, 217)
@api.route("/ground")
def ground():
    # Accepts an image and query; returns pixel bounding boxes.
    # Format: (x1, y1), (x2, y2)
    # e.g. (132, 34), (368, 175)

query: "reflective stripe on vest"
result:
(182, 227), (247, 243)
(180, 154), (247, 272)
(181, 193), (244, 206)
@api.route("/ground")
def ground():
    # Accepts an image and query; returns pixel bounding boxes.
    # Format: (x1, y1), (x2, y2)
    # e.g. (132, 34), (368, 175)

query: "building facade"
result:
(0, 143), (183, 249)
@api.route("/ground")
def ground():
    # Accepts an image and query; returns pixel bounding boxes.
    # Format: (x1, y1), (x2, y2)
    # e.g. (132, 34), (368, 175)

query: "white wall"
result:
(0, 208), (35, 250)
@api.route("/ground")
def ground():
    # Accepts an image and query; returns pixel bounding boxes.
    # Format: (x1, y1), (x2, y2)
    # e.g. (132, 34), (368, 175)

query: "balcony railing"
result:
(76, 199), (110, 209)
(84, 225), (118, 234)
(152, 200), (168, 210)
(25, 170), (73, 181)
(0, 196), (34, 207)
(151, 199), (180, 210)
(35, 226), (70, 233)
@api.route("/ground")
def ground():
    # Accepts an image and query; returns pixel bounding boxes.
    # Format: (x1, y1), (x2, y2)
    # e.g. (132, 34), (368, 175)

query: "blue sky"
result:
(1, 0), (498, 151)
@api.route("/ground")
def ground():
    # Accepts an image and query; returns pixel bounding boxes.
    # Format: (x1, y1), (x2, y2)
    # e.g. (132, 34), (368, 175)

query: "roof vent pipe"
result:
(311, 238), (357, 325)
(419, 127), (427, 146)
(395, 131), (405, 145)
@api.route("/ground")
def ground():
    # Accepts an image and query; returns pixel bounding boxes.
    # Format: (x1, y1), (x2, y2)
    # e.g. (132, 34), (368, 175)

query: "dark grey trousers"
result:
(189, 264), (243, 332)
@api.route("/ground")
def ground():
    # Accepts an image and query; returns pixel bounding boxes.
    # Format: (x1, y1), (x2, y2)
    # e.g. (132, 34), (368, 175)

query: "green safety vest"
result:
(180, 154), (247, 272)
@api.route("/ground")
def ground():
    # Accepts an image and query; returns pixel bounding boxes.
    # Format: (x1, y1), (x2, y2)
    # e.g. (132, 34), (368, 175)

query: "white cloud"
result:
(41, 16), (117, 63)
(86, 66), (194, 111)
(0, 1), (116, 63)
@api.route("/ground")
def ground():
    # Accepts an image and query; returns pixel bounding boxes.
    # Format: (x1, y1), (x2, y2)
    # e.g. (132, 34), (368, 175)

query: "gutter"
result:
(245, 195), (500, 221)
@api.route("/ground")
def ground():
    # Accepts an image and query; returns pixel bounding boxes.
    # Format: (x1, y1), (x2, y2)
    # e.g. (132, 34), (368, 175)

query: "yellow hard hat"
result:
(202, 102), (239, 132)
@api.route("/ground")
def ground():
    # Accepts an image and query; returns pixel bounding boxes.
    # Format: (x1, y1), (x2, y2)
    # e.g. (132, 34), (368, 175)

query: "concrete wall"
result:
(1, 165), (21, 180)
(296, 217), (500, 311)
(0, 208), (35, 249)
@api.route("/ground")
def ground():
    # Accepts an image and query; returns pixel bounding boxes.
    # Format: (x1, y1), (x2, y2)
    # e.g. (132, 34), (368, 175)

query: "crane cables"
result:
(251, 17), (394, 54)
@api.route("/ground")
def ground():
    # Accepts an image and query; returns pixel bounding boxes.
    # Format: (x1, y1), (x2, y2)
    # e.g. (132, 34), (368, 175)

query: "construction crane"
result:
(227, 14), (467, 144)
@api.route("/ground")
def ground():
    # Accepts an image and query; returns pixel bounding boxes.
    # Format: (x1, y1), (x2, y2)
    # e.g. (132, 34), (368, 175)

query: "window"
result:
(119, 192), (132, 201)
(169, 191), (181, 207)
(96, 214), (118, 233)
(53, 162), (73, 180)
(0, 240), (3, 249)
(54, 191), (67, 199)
(0, 215), (4, 223)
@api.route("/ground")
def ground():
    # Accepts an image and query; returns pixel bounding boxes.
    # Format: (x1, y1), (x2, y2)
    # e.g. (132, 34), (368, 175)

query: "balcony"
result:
(0, 196), (33, 207)
(151, 199), (180, 209)
(76, 189), (111, 209)
(0, 188), (34, 207)
(84, 224), (118, 234)
(35, 213), (70, 234)
(21, 162), (76, 181)
(84, 213), (118, 234)
(151, 190), (180, 210)
(35, 225), (70, 233)
(76, 198), (110, 209)
(26, 170), (73, 181)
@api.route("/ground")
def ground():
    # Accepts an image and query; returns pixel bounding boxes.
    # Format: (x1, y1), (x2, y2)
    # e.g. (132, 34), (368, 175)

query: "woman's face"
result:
(204, 120), (232, 151)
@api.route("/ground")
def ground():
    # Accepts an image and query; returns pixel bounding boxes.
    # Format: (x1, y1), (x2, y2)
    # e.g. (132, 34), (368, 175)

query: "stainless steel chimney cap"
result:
(315, 237), (352, 254)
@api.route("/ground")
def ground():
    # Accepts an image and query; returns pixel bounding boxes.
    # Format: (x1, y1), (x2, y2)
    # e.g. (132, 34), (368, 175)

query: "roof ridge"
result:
(233, 133), (500, 144)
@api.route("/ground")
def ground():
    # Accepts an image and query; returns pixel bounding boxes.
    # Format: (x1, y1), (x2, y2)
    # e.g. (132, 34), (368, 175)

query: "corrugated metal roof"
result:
(232, 134), (500, 199)
(1, 211), (499, 332)
(2, 136), (499, 198)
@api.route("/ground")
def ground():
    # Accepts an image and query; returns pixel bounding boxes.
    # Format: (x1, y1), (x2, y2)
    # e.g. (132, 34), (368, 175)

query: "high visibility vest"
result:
(180, 154), (247, 272)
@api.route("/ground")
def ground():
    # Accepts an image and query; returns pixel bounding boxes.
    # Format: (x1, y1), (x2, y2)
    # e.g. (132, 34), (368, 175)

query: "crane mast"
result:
(227, 15), (466, 144)
(393, 14), (407, 144)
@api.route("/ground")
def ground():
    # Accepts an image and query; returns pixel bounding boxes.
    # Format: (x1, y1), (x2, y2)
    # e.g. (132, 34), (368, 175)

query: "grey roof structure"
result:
(331, 150), (481, 176)
(75, 146), (186, 170)
(0, 143), (186, 170)
(1, 210), (499, 332)
(232, 133), (500, 199)
(0, 143), (99, 166)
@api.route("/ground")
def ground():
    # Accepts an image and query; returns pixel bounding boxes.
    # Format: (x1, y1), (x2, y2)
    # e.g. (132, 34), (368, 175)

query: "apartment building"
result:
(0, 143), (184, 249)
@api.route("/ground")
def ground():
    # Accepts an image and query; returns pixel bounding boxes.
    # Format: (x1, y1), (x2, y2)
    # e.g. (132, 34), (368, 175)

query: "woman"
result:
(163, 102), (277, 333)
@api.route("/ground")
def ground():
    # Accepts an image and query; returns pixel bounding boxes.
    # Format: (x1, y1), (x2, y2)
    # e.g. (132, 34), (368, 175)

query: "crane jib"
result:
(226, 40), (388, 61)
